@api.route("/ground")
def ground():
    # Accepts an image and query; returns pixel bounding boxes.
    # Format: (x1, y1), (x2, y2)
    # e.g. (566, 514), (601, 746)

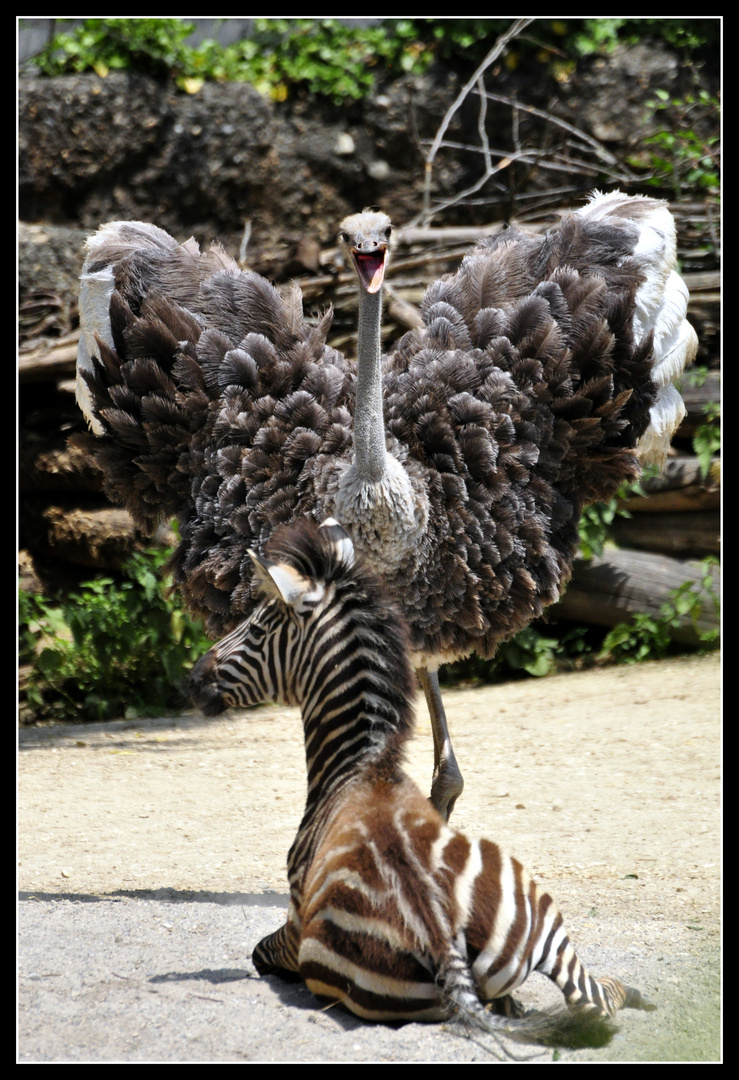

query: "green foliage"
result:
(19, 546), (212, 724)
(495, 626), (562, 678)
(637, 87), (721, 200)
(692, 400), (721, 479)
(29, 17), (435, 101)
(570, 18), (718, 57)
(598, 610), (672, 664)
(441, 624), (595, 687)
(678, 366), (721, 479)
(634, 19), (719, 53)
(409, 18), (516, 60)
(578, 498), (623, 562)
(197, 19), (433, 103)
(30, 17), (197, 79)
(599, 557), (720, 663)
(569, 18), (630, 56)
(578, 476), (649, 561)
(389, 17), (718, 66)
(26, 17), (719, 103)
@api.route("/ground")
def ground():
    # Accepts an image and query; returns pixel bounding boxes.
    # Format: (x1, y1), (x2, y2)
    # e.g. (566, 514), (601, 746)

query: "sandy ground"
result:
(18, 652), (721, 1063)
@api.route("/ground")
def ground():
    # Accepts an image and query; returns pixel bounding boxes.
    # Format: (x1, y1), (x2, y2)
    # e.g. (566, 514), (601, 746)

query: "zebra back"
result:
(294, 779), (653, 1035)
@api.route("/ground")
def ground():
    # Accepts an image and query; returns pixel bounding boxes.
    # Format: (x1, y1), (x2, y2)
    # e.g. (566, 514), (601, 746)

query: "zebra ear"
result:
(318, 517), (355, 565)
(248, 550), (324, 610)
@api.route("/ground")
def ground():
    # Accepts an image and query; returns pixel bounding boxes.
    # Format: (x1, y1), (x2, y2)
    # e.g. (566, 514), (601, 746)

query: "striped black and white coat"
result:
(190, 518), (654, 1045)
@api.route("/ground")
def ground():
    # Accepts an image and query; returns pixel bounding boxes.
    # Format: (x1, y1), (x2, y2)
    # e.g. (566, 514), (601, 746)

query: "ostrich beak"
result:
(351, 245), (388, 294)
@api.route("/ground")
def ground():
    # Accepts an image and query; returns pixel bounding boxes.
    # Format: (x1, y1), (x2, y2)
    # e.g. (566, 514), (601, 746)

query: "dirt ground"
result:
(18, 652), (721, 1063)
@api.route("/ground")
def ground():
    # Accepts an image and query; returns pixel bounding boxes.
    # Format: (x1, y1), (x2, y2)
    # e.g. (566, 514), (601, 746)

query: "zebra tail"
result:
(448, 999), (619, 1051)
(437, 943), (619, 1050)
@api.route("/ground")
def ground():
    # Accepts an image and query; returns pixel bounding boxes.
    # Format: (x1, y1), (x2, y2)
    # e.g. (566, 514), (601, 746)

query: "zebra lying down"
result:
(190, 517), (655, 1047)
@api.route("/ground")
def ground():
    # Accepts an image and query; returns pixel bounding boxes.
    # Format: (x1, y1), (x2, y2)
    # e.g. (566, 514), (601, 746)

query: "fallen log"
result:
(610, 511), (719, 558)
(552, 548), (720, 646)
(18, 335), (79, 382)
(19, 503), (176, 572)
(677, 372), (720, 438)
(627, 456), (720, 512)
(20, 435), (102, 494)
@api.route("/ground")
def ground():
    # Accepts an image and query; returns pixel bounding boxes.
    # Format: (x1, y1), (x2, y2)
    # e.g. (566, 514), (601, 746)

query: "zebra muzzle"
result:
(190, 650), (227, 716)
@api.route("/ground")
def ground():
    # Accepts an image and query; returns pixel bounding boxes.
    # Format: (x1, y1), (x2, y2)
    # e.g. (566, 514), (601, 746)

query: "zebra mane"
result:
(263, 517), (418, 749)
(261, 517), (355, 581)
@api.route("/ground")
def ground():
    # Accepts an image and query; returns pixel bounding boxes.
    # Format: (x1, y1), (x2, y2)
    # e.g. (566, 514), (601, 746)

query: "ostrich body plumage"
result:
(73, 192), (698, 816)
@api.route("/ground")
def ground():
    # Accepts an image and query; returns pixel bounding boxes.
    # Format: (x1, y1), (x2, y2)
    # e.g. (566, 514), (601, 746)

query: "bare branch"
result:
(420, 149), (548, 223)
(479, 91), (639, 176)
(420, 18), (536, 220)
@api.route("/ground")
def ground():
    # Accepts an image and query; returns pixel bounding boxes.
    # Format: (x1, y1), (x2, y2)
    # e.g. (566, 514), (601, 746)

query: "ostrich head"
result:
(338, 210), (393, 295)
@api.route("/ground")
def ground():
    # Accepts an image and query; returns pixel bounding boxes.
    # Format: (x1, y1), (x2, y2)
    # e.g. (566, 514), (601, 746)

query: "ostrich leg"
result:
(417, 668), (463, 820)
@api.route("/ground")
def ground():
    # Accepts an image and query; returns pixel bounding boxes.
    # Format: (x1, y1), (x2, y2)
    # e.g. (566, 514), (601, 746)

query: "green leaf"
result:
(19, 538), (212, 724)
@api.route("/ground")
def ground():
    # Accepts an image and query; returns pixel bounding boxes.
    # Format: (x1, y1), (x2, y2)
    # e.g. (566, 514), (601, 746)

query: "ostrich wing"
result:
(378, 193), (696, 665)
(73, 222), (355, 637)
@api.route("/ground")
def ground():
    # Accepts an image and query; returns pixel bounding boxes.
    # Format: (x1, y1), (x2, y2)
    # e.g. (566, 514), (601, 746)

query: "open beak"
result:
(351, 245), (388, 294)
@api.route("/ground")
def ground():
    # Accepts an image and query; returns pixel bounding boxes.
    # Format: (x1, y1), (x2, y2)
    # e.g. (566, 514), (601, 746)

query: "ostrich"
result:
(74, 191), (698, 818)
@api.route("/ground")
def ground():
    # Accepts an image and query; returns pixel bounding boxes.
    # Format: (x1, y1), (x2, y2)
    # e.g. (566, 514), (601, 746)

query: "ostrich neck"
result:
(331, 280), (429, 571)
(354, 287), (387, 482)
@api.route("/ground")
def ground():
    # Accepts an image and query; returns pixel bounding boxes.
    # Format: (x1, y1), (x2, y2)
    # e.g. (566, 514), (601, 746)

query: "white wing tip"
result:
(84, 217), (172, 246)
(637, 385), (688, 468)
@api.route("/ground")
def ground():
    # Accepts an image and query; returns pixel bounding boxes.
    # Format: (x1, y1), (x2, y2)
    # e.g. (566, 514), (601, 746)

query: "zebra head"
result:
(189, 519), (354, 717)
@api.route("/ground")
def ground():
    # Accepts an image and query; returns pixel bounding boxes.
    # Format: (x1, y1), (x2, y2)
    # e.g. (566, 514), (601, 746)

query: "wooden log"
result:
(636, 454), (719, 493)
(384, 285), (425, 330)
(610, 512), (720, 557)
(34, 505), (141, 570)
(18, 549), (44, 594)
(20, 503), (176, 571)
(681, 271), (721, 306)
(621, 456), (720, 514)
(18, 336), (79, 382)
(20, 436), (102, 494)
(677, 372), (720, 438)
(396, 223), (505, 245)
(552, 548), (720, 645)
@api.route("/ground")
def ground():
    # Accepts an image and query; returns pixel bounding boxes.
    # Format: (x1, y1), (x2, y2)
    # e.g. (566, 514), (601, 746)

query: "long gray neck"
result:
(354, 287), (387, 482)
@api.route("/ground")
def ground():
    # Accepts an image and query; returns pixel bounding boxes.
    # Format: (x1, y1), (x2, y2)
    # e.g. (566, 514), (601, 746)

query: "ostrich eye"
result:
(340, 232), (350, 244)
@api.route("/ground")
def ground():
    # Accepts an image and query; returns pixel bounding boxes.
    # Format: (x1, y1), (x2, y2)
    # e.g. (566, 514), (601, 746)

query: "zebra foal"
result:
(190, 517), (654, 1047)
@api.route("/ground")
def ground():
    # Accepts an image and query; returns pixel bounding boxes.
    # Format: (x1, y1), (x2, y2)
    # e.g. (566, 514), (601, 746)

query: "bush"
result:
(25, 17), (719, 102)
(19, 546), (212, 724)
(27, 17), (434, 101)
